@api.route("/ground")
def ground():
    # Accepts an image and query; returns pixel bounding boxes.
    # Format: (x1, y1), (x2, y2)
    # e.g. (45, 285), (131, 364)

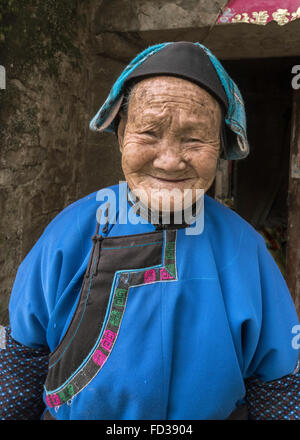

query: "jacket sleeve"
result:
(243, 234), (299, 382)
(8, 197), (95, 350)
(0, 326), (49, 420)
(243, 235), (300, 419)
(1, 196), (97, 419)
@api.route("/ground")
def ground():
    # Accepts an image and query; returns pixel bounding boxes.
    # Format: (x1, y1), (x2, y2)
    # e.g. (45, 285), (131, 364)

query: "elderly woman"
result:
(0, 42), (299, 420)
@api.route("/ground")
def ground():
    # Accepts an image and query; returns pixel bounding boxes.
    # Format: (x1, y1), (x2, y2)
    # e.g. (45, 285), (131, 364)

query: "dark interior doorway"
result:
(214, 56), (299, 276)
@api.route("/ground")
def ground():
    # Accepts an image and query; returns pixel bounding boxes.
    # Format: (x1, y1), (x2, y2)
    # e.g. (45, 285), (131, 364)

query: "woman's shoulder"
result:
(204, 194), (265, 254)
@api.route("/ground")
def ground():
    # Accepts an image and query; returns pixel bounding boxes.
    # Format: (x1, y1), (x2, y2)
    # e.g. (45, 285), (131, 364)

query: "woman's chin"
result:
(131, 186), (204, 213)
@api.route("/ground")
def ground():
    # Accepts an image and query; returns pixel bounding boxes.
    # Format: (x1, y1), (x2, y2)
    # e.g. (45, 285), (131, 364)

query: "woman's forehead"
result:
(126, 76), (222, 125)
(130, 75), (219, 103)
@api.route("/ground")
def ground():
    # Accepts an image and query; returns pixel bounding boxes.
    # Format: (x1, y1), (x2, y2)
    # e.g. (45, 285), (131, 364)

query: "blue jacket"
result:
(8, 183), (299, 420)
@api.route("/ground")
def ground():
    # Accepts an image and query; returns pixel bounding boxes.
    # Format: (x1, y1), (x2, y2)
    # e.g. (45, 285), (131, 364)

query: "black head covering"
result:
(123, 42), (228, 111)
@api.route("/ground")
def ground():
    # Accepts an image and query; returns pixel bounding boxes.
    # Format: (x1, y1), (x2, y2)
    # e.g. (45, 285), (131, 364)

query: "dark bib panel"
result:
(45, 230), (166, 398)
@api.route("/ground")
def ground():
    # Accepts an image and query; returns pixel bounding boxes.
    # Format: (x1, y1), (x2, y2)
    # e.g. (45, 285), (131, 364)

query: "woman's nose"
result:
(152, 141), (186, 172)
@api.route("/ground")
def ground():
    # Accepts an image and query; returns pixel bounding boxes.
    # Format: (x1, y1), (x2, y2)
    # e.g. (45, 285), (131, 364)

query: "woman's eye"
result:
(142, 131), (156, 137)
(185, 138), (201, 143)
(139, 130), (158, 139)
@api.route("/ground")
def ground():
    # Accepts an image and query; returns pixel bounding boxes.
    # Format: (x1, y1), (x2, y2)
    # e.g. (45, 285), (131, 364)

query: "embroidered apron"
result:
(43, 222), (248, 419)
(44, 227), (177, 408)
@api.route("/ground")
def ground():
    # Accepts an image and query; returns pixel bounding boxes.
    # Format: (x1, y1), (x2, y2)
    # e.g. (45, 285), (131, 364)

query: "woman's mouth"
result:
(150, 175), (191, 183)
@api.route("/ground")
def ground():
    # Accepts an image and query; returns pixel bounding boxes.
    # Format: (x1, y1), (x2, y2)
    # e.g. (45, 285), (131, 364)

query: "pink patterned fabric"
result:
(218, 0), (300, 25)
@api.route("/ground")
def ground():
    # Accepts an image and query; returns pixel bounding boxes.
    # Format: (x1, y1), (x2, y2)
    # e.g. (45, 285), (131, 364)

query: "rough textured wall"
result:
(0, 0), (125, 324)
(94, 0), (228, 32)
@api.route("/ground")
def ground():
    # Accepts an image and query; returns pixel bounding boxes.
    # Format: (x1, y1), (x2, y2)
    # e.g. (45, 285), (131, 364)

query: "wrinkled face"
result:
(118, 76), (222, 212)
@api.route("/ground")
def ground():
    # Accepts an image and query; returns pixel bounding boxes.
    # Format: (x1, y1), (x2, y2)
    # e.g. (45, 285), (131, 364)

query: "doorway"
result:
(213, 56), (298, 277)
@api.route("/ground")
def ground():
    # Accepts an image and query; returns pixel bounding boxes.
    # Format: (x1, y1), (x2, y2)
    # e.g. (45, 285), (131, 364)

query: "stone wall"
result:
(0, 0), (126, 323)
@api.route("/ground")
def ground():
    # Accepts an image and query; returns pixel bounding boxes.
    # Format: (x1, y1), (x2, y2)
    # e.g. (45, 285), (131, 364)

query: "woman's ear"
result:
(117, 114), (126, 153)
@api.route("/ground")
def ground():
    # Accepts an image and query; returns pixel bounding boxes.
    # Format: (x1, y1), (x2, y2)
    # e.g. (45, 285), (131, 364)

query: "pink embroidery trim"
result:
(100, 329), (117, 351)
(160, 268), (175, 280)
(92, 349), (107, 366)
(144, 269), (156, 283)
